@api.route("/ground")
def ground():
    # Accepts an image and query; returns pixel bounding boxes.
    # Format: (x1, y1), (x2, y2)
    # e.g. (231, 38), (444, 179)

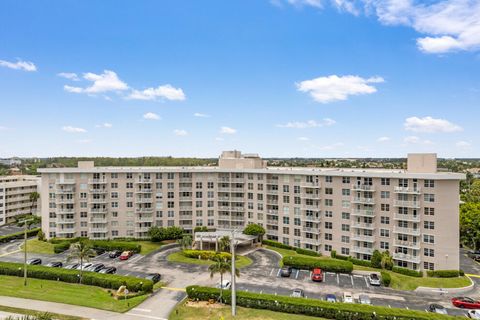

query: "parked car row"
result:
(289, 290), (371, 305)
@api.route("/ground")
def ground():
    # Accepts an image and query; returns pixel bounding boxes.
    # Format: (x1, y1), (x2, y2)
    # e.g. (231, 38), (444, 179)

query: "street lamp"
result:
(19, 217), (35, 286)
(231, 229), (237, 317)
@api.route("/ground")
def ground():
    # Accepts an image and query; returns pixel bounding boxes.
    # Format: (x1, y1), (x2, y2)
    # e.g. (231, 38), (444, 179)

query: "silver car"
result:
(358, 294), (371, 305)
(368, 273), (381, 286)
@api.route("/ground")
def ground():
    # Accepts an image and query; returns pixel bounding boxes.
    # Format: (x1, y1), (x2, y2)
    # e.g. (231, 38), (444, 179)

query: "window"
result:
(324, 199), (333, 207)
(424, 221), (435, 230)
(380, 229), (390, 237)
(294, 228), (301, 237)
(341, 235), (350, 243)
(380, 191), (390, 199)
(424, 180), (435, 188)
(325, 210), (333, 218)
(423, 234), (435, 244)
(111, 182), (118, 189)
(342, 189), (350, 196)
(342, 200), (350, 208)
(111, 173), (118, 179)
(283, 185), (289, 193)
(325, 222), (333, 229)
(283, 216), (290, 224)
(341, 247), (350, 255)
(126, 173), (133, 179)
(325, 188), (333, 195)
(342, 212), (350, 219)
(167, 173), (175, 179)
(325, 233), (333, 240)
(424, 248), (435, 257)
(342, 177), (350, 184)
(325, 244), (332, 251)
(381, 178), (390, 186)
(424, 262), (434, 270)
(341, 224), (350, 232)
(424, 207), (435, 215)
(380, 216), (390, 224)
(325, 176), (333, 183)
(380, 241), (389, 250)
(424, 194), (435, 202)
(282, 227), (289, 235)
(381, 204), (390, 212)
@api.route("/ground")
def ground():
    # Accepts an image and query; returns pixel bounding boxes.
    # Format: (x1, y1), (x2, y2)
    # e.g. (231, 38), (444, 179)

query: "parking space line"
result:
(336, 274), (339, 285)
(365, 276), (370, 288)
(276, 269), (281, 277)
(132, 308), (151, 313)
(350, 275), (354, 287)
(126, 313), (167, 320)
(269, 268), (274, 276)
(295, 269), (299, 279)
(353, 274), (363, 278)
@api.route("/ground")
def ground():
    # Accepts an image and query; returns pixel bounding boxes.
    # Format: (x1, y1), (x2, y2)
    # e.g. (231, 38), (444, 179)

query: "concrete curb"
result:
(414, 276), (475, 294)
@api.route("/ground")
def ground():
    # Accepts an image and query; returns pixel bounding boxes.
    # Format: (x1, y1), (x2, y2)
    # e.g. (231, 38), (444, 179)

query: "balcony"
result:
(218, 187), (231, 192)
(266, 189), (279, 195)
(266, 179), (279, 185)
(394, 240), (420, 249)
(352, 197), (375, 205)
(266, 219), (278, 225)
(302, 204), (319, 210)
(351, 234), (375, 242)
(393, 200), (420, 208)
(393, 227), (421, 236)
(56, 198), (75, 204)
(179, 187), (192, 192)
(56, 188), (75, 194)
(300, 182), (321, 188)
(136, 198), (153, 203)
(179, 196), (192, 201)
(179, 206), (192, 211)
(90, 208), (108, 214)
(266, 199), (278, 205)
(89, 188), (108, 194)
(304, 215), (321, 223)
(230, 197), (244, 202)
(135, 178), (152, 183)
(351, 185), (375, 192)
(394, 214), (420, 222)
(134, 226), (152, 233)
(55, 179), (76, 185)
(179, 178), (192, 183)
(231, 178), (245, 183)
(89, 198), (107, 204)
(57, 208), (75, 214)
(352, 246), (374, 255)
(266, 229), (278, 235)
(56, 228), (76, 235)
(394, 187), (421, 194)
(352, 222), (375, 229)
(89, 227), (108, 233)
(179, 215), (193, 220)
(88, 179), (107, 184)
(303, 238), (321, 245)
(180, 224), (193, 229)
(135, 189), (153, 193)
(352, 209), (375, 217)
(135, 207), (154, 213)
(230, 207), (245, 212)
(57, 218), (75, 224)
(393, 253), (420, 264)
(136, 216), (154, 223)
(231, 216), (245, 222)
(302, 227), (320, 234)
(90, 217), (108, 223)
(300, 193), (320, 199)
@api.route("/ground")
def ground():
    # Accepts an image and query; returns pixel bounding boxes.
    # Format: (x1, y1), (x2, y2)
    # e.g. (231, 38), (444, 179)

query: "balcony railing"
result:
(352, 246), (374, 254)
(90, 217), (108, 223)
(88, 179), (107, 184)
(300, 182), (321, 188)
(136, 198), (153, 203)
(90, 208), (108, 214)
(393, 200), (420, 208)
(89, 189), (107, 194)
(135, 189), (153, 193)
(393, 253), (420, 263)
(352, 209), (375, 217)
(351, 234), (375, 242)
(300, 193), (321, 199)
(393, 214), (420, 222)
(304, 215), (321, 223)
(352, 222), (375, 229)
(351, 185), (375, 192)
(266, 219), (278, 225)
(57, 218), (75, 224)
(394, 187), (421, 194)
(56, 199), (75, 204)
(135, 178), (152, 183)
(393, 227), (421, 236)
(56, 188), (75, 194)
(303, 238), (321, 245)
(135, 207), (154, 213)
(57, 208), (75, 214)
(89, 227), (108, 233)
(302, 227), (320, 234)
(136, 216), (154, 222)
(89, 198), (107, 204)
(266, 229), (278, 235)
(352, 197), (375, 204)
(56, 228), (76, 234)
(394, 240), (420, 249)
(55, 179), (76, 185)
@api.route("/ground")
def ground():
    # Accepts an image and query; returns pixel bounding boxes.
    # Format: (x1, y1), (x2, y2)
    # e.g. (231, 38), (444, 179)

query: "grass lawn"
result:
(20, 239), (55, 254)
(265, 245), (472, 291)
(137, 241), (165, 255)
(169, 301), (326, 320)
(167, 251), (253, 269)
(0, 305), (87, 320)
(0, 275), (149, 312)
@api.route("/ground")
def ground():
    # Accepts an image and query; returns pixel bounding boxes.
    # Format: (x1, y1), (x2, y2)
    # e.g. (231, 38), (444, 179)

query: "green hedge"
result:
(91, 240), (141, 253)
(282, 256), (353, 273)
(0, 261), (152, 293)
(349, 257), (374, 268)
(392, 266), (423, 277)
(186, 286), (453, 320)
(53, 242), (71, 254)
(380, 271), (391, 287)
(48, 237), (86, 244)
(263, 240), (320, 257)
(295, 248), (320, 257)
(427, 270), (461, 278)
(0, 228), (41, 243)
(334, 254), (349, 261)
(182, 250), (232, 261)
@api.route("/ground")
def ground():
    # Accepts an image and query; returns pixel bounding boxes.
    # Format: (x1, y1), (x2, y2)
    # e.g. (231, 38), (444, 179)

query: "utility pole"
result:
(20, 217), (34, 286)
(231, 229), (236, 317)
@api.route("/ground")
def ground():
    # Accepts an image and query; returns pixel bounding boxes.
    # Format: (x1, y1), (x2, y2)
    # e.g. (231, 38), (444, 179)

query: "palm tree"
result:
(29, 192), (40, 217)
(381, 250), (394, 270)
(177, 234), (192, 250)
(208, 256), (240, 303)
(67, 241), (96, 283)
(218, 236), (230, 252)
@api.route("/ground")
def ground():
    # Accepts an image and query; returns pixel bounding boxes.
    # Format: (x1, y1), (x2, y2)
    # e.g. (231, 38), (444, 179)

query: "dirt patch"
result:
(186, 300), (224, 309)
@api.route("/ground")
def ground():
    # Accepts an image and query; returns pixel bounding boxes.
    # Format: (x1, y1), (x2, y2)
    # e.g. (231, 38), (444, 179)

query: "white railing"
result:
(352, 246), (374, 254)
(351, 185), (375, 191)
(393, 214), (420, 222)
(393, 253), (420, 263)
(394, 200), (420, 208)
(352, 209), (375, 216)
(393, 227), (421, 236)
(352, 197), (375, 204)
(394, 187), (421, 194)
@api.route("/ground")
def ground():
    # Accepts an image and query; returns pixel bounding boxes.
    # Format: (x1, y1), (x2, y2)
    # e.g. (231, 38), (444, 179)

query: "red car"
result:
(311, 268), (323, 282)
(119, 251), (133, 260)
(452, 297), (480, 309)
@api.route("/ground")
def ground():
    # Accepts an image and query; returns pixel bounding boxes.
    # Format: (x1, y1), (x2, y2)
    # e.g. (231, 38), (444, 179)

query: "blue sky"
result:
(0, 0), (479, 158)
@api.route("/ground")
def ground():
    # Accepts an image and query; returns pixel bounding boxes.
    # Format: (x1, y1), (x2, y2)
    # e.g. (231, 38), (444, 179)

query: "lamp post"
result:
(20, 217), (34, 286)
(231, 229), (236, 317)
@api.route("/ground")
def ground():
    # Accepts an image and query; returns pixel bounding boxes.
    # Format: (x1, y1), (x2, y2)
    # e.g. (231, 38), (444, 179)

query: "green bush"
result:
(426, 270), (461, 278)
(380, 271), (391, 287)
(460, 270), (465, 276)
(48, 237), (84, 244)
(371, 250), (382, 268)
(148, 226), (184, 242)
(0, 261), (152, 293)
(392, 266), (423, 277)
(193, 226), (209, 233)
(282, 256), (353, 273)
(262, 239), (294, 250)
(53, 241), (71, 253)
(243, 224), (265, 236)
(349, 257), (373, 268)
(295, 248), (320, 257)
(0, 228), (41, 243)
(90, 240), (141, 253)
(186, 286), (452, 320)
(182, 250), (231, 261)
(330, 250), (336, 258)
(334, 254), (349, 261)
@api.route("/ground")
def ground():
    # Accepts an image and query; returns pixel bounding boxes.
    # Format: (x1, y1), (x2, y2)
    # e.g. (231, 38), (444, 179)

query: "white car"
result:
(468, 310), (480, 319)
(358, 294), (371, 305)
(343, 292), (354, 303)
(216, 280), (231, 289)
(368, 273), (381, 286)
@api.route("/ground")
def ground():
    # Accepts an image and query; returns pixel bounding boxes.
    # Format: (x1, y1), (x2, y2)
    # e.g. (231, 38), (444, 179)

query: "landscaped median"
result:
(0, 228), (41, 243)
(167, 250), (253, 268)
(186, 286), (454, 320)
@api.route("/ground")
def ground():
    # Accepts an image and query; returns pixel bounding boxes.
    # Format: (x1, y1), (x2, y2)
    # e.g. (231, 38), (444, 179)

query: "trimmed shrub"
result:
(371, 250), (382, 268)
(53, 241), (71, 253)
(243, 224), (265, 237)
(392, 266), (423, 277)
(0, 228), (41, 243)
(427, 270), (461, 278)
(330, 250), (336, 258)
(262, 240), (294, 250)
(0, 261), (153, 293)
(282, 256), (353, 273)
(37, 230), (46, 241)
(349, 257), (373, 268)
(186, 286), (452, 320)
(48, 237), (84, 244)
(460, 270), (465, 276)
(334, 254), (349, 261)
(182, 250), (232, 261)
(148, 226), (184, 242)
(295, 248), (320, 257)
(90, 240), (141, 253)
(380, 271), (391, 287)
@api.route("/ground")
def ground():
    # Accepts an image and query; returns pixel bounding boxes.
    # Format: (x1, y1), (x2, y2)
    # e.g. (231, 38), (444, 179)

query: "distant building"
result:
(467, 168), (480, 179)
(0, 176), (40, 226)
(0, 158), (22, 167)
(38, 151), (464, 271)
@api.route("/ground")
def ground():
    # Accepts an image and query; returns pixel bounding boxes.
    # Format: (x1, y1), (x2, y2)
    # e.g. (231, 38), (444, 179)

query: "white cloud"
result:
(127, 84), (186, 101)
(76, 139), (92, 144)
(57, 72), (80, 81)
(456, 141), (472, 149)
(277, 118), (336, 128)
(194, 112), (210, 118)
(287, 0), (323, 8)
(403, 136), (433, 145)
(377, 136), (390, 142)
(62, 126), (87, 133)
(173, 129), (188, 136)
(298, 137), (310, 141)
(404, 116), (462, 133)
(296, 75), (384, 103)
(143, 112), (161, 120)
(63, 70), (128, 94)
(0, 59), (36, 72)
(0, 126), (8, 131)
(220, 126), (237, 134)
(215, 137), (225, 141)
(318, 142), (344, 150)
(95, 123), (112, 128)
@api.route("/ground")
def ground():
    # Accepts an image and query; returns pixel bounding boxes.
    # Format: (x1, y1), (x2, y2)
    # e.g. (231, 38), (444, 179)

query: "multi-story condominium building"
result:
(39, 151), (464, 271)
(0, 175), (40, 225)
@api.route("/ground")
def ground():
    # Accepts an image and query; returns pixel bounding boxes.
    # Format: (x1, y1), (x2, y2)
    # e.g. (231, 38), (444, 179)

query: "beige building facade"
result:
(0, 175), (40, 226)
(38, 151), (464, 271)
